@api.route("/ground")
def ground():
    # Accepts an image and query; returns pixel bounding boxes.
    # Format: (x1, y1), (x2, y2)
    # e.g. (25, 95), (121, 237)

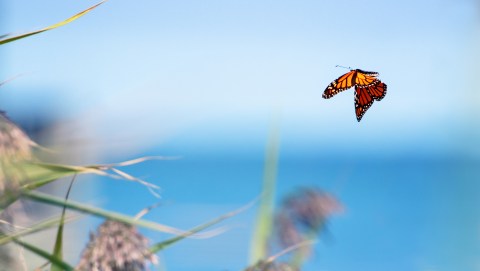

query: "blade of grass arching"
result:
(0, 0), (107, 45)
(13, 238), (74, 271)
(243, 240), (316, 271)
(109, 168), (161, 198)
(89, 156), (179, 168)
(50, 174), (76, 271)
(265, 239), (317, 265)
(0, 163), (99, 210)
(18, 162), (99, 191)
(22, 190), (224, 239)
(21, 160), (160, 194)
(289, 228), (321, 268)
(133, 202), (162, 220)
(0, 216), (76, 246)
(150, 197), (258, 253)
(0, 74), (25, 88)
(249, 114), (281, 264)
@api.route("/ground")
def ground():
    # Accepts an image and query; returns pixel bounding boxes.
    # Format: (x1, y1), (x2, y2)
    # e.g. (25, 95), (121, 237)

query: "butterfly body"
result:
(323, 68), (387, 121)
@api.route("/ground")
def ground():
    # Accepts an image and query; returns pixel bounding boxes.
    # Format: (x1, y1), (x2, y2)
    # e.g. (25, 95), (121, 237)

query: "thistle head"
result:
(76, 220), (157, 271)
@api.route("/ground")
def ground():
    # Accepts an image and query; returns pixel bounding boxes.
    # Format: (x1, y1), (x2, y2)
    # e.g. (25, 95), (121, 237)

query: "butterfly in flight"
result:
(323, 66), (387, 122)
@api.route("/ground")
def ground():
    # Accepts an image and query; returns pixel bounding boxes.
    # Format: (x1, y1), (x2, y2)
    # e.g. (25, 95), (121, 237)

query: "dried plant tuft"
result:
(245, 261), (297, 271)
(275, 188), (342, 257)
(76, 220), (157, 271)
(0, 112), (36, 193)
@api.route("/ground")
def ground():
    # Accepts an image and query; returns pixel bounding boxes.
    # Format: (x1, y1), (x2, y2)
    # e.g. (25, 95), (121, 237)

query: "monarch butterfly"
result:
(323, 68), (387, 122)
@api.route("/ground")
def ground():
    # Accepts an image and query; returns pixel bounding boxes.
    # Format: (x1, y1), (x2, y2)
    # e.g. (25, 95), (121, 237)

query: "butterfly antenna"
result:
(335, 65), (352, 70)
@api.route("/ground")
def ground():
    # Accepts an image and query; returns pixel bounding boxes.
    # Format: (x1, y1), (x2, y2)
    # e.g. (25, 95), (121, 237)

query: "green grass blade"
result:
(50, 220), (64, 271)
(19, 163), (81, 191)
(0, 190), (22, 212)
(20, 160), (159, 193)
(1, 162), (109, 209)
(0, 216), (74, 246)
(13, 239), (74, 271)
(22, 190), (222, 238)
(150, 198), (258, 253)
(249, 115), (281, 264)
(0, 1), (107, 45)
(50, 175), (76, 271)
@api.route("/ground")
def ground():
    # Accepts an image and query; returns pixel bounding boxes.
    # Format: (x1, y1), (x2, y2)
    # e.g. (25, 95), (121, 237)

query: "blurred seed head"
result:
(0, 113), (33, 270)
(76, 220), (158, 271)
(275, 212), (303, 250)
(275, 187), (342, 252)
(0, 112), (34, 161)
(0, 243), (27, 271)
(245, 261), (297, 271)
(0, 112), (36, 196)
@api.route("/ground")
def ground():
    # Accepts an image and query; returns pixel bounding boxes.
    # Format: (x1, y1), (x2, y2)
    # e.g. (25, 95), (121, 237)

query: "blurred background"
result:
(1, 0), (480, 270)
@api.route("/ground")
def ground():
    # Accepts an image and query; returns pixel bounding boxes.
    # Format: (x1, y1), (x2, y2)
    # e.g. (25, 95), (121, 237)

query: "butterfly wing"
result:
(355, 69), (379, 76)
(324, 69), (386, 121)
(354, 69), (379, 87)
(354, 86), (374, 122)
(322, 70), (356, 99)
(366, 81), (387, 101)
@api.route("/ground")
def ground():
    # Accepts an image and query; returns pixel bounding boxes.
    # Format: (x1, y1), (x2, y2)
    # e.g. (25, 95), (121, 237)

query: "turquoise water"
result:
(95, 140), (480, 271)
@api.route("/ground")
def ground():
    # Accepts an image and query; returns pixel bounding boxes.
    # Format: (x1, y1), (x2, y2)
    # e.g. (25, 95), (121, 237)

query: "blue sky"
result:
(2, 1), (480, 270)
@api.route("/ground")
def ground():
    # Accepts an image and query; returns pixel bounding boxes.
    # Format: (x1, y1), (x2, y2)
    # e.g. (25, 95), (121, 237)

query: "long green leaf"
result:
(20, 160), (160, 192)
(0, 216), (75, 246)
(13, 239), (74, 271)
(249, 115), (281, 264)
(50, 226), (64, 271)
(50, 175), (76, 271)
(150, 198), (258, 253)
(0, 1), (107, 45)
(0, 158), (160, 210)
(22, 190), (222, 238)
(0, 162), (103, 211)
(19, 163), (82, 190)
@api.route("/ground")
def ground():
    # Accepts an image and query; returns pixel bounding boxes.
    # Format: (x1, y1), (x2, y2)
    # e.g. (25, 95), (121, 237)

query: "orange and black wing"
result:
(324, 68), (386, 121)
(322, 70), (357, 99)
(365, 81), (387, 101)
(354, 69), (379, 87)
(354, 86), (374, 122)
